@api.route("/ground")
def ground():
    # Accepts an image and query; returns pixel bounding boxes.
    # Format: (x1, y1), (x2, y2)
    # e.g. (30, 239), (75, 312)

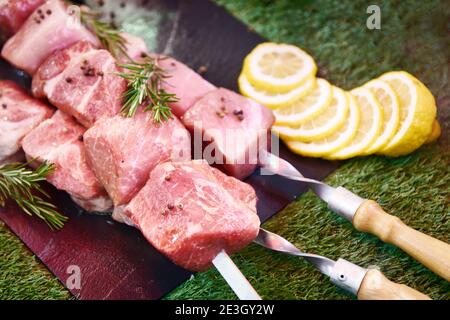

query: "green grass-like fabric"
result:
(0, 221), (70, 299)
(0, 0), (449, 300)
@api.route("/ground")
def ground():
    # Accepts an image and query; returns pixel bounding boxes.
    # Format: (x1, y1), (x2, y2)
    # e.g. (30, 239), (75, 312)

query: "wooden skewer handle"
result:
(353, 200), (450, 281)
(357, 269), (431, 300)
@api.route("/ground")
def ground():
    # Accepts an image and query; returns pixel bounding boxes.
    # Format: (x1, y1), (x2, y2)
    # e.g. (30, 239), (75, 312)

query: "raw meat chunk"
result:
(0, 80), (53, 162)
(159, 57), (216, 117)
(1, 0), (100, 74)
(22, 110), (112, 212)
(0, 0), (44, 40)
(32, 40), (126, 127)
(182, 88), (274, 179)
(84, 110), (191, 206)
(120, 160), (260, 271)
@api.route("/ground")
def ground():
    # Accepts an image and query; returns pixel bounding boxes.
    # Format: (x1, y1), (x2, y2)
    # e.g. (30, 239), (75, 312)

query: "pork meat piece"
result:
(111, 158), (258, 225)
(120, 160), (260, 271)
(84, 110), (191, 206)
(182, 88), (275, 180)
(120, 32), (148, 62)
(0, 0), (44, 40)
(159, 57), (216, 118)
(1, 0), (100, 74)
(22, 110), (112, 212)
(0, 80), (53, 162)
(32, 40), (126, 128)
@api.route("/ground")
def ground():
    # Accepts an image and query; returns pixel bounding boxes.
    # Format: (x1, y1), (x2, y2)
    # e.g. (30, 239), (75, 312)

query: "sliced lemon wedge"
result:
(272, 86), (349, 141)
(284, 92), (360, 157)
(274, 78), (333, 126)
(238, 73), (315, 109)
(327, 87), (382, 160)
(362, 79), (400, 154)
(243, 42), (317, 93)
(378, 71), (436, 156)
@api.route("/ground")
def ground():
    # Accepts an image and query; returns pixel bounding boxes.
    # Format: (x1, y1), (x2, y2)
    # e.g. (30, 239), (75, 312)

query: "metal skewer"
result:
(254, 228), (430, 300)
(212, 250), (261, 300)
(258, 150), (450, 282)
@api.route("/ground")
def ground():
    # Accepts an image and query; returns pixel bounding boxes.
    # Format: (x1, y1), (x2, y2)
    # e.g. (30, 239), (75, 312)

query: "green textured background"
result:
(1, 0), (449, 300)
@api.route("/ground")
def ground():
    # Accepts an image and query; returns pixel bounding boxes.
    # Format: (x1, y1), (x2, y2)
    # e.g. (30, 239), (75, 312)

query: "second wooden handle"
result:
(353, 200), (450, 281)
(357, 269), (431, 300)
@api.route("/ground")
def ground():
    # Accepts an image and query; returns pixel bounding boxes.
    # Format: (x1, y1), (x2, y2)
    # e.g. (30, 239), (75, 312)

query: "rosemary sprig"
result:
(0, 161), (68, 230)
(78, 7), (176, 123)
(118, 57), (178, 123)
(80, 10), (129, 60)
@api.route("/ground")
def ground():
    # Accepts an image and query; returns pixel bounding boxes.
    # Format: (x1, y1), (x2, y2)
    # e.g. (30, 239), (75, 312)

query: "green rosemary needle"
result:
(80, 10), (129, 60)
(118, 57), (178, 123)
(0, 161), (68, 230)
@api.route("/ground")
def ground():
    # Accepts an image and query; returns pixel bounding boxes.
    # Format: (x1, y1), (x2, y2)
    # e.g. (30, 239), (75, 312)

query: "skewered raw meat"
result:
(159, 57), (216, 117)
(21, 110), (112, 212)
(182, 88), (274, 179)
(32, 40), (126, 128)
(0, 0), (44, 40)
(118, 160), (260, 271)
(1, 0), (100, 74)
(83, 110), (191, 206)
(120, 32), (148, 62)
(0, 80), (53, 162)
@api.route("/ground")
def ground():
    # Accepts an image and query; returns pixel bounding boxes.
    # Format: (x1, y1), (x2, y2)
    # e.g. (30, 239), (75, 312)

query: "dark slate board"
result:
(0, 0), (339, 299)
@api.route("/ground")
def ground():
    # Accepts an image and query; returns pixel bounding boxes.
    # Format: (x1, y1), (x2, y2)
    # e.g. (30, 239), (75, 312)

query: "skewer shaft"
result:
(212, 250), (261, 300)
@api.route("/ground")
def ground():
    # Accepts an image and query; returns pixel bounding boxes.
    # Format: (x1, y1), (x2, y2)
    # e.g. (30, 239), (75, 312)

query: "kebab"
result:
(1, 0), (447, 294)
(0, 0), (262, 299)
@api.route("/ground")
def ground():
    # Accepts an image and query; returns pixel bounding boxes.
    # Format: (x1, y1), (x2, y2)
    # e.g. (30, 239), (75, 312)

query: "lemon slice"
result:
(327, 87), (382, 160)
(362, 79), (400, 154)
(274, 78), (333, 126)
(238, 73), (315, 109)
(284, 92), (360, 157)
(378, 71), (436, 156)
(243, 42), (317, 92)
(272, 86), (349, 141)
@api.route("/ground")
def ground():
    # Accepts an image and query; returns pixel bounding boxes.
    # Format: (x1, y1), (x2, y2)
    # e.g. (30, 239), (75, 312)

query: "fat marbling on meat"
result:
(32, 40), (126, 128)
(83, 110), (191, 206)
(21, 110), (112, 212)
(182, 88), (275, 180)
(119, 160), (260, 271)
(1, 0), (100, 75)
(0, 80), (53, 162)
(0, 0), (44, 40)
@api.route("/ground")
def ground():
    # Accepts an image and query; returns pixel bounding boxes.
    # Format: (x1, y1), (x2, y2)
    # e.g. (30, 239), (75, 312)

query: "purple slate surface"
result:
(0, 0), (339, 299)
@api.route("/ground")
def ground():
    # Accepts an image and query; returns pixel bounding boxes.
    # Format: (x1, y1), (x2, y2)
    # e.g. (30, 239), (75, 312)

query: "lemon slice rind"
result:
(327, 87), (383, 160)
(378, 71), (436, 157)
(238, 73), (316, 109)
(362, 79), (400, 155)
(272, 86), (349, 141)
(274, 78), (333, 126)
(284, 92), (360, 157)
(243, 42), (317, 92)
